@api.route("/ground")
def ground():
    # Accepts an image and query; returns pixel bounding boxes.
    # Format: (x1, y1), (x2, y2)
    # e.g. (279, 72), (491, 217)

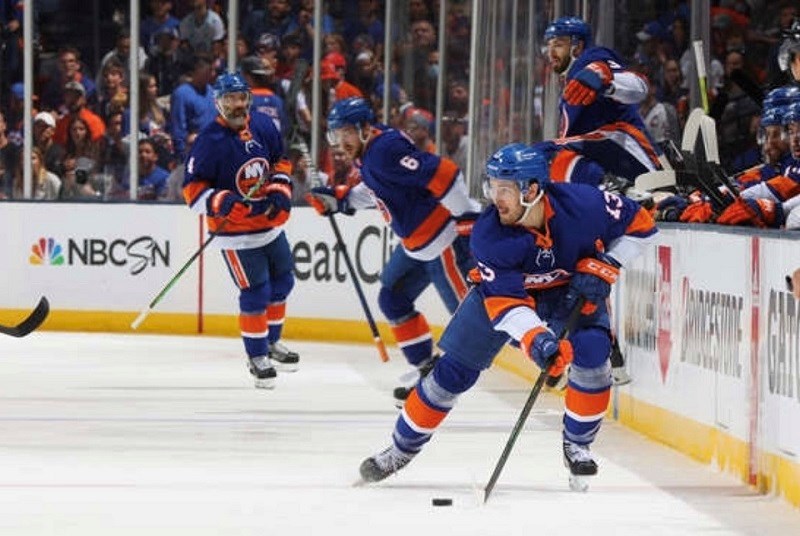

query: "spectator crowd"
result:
(0, 0), (798, 234)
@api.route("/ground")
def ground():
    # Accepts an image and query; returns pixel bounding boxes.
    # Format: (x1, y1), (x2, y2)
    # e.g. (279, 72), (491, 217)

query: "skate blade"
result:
(273, 362), (299, 373)
(568, 474), (591, 492)
(254, 378), (276, 389)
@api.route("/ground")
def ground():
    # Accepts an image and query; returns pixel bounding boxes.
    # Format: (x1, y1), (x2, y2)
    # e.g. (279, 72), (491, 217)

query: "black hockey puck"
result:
(431, 497), (453, 506)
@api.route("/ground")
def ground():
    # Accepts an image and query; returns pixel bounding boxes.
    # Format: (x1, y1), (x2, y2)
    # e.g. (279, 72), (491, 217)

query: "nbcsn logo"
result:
(30, 238), (65, 266)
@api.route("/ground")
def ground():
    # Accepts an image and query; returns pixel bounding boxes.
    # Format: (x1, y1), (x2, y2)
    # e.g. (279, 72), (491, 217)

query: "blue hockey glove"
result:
(523, 327), (574, 378)
(206, 190), (251, 221)
(305, 185), (354, 216)
(564, 253), (620, 315)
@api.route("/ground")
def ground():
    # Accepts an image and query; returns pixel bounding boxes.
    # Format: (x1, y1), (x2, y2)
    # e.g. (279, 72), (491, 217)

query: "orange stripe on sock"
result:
(565, 386), (610, 417)
(405, 389), (447, 429)
(267, 302), (286, 322)
(239, 311), (268, 333)
(391, 314), (430, 344)
(441, 246), (468, 300)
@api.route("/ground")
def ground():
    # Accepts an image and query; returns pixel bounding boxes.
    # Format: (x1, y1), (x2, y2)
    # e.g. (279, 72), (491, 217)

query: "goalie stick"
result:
(0, 297), (50, 337)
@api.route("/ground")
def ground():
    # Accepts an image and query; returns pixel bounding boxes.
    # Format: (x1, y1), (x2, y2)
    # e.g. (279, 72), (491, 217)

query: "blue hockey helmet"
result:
(544, 16), (592, 48)
(785, 101), (800, 125)
(213, 72), (251, 127)
(760, 107), (785, 128)
(327, 97), (375, 130)
(763, 85), (800, 111)
(214, 72), (250, 100)
(327, 97), (375, 145)
(484, 142), (550, 196)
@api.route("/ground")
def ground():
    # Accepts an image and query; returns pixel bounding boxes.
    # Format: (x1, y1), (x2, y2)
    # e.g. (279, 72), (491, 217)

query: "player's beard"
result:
(496, 202), (524, 225)
(225, 109), (248, 129)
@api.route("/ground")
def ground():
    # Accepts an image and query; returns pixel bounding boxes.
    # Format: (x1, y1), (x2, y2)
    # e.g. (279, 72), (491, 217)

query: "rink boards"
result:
(2, 203), (799, 508)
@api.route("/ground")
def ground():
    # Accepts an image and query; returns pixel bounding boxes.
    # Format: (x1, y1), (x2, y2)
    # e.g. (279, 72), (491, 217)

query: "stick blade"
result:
(635, 170), (677, 191)
(0, 297), (50, 337)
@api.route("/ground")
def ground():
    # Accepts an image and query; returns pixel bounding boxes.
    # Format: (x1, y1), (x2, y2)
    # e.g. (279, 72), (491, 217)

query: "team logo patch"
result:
(535, 247), (555, 268)
(236, 158), (270, 198)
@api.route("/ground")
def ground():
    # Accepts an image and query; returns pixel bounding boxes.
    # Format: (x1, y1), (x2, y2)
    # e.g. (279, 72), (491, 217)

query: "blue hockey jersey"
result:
(353, 126), (479, 261)
(182, 110), (293, 250)
(471, 182), (657, 338)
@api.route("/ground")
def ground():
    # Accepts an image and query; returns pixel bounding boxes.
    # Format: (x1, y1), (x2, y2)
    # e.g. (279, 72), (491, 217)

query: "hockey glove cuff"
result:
(306, 185), (354, 216)
(717, 197), (785, 228)
(565, 254), (620, 315)
(522, 327), (574, 378)
(207, 190), (251, 221)
(564, 61), (612, 106)
(455, 211), (480, 236)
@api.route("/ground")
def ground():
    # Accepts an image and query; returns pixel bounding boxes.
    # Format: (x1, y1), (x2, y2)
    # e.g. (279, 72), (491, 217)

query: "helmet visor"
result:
(483, 177), (521, 204)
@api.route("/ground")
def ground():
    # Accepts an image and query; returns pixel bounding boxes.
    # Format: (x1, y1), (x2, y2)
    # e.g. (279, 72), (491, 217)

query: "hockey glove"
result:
(564, 61), (612, 106)
(654, 195), (688, 222)
(565, 253), (620, 315)
(455, 211), (480, 236)
(250, 180), (293, 224)
(717, 197), (785, 228)
(305, 185), (354, 216)
(206, 190), (251, 222)
(679, 200), (714, 223)
(523, 326), (574, 378)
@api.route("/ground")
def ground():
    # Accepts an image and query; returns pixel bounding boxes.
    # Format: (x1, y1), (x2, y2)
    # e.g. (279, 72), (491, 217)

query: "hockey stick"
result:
(131, 176), (271, 330)
(693, 41), (710, 114)
(0, 297), (50, 337)
(483, 297), (585, 503)
(327, 212), (390, 362)
(298, 134), (390, 363)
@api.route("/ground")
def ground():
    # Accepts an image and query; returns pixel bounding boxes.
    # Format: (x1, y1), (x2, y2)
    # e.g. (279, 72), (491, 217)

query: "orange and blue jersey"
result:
(182, 110), (293, 251)
(471, 182), (657, 337)
(353, 126), (479, 261)
(558, 47), (662, 180)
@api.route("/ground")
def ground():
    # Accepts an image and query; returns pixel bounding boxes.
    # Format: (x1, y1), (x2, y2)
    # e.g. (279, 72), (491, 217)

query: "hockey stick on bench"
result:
(131, 176), (271, 330)
(483, 296), (585, 503)
(0, 297), (50, 337)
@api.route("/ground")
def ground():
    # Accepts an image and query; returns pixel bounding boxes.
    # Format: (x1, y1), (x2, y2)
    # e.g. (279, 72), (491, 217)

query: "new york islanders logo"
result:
(236, 157), (270, 198)
(30, 238), (65, 266)
(535, 247), (555, 268)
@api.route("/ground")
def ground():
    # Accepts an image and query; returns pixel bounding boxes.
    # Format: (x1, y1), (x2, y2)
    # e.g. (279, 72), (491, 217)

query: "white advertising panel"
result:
(4, 203), (199, 312)
(759, 237), (800, 461)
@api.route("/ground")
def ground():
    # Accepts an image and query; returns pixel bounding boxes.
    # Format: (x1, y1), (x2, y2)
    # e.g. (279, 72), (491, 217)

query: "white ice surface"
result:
(0, 332), (798, 535)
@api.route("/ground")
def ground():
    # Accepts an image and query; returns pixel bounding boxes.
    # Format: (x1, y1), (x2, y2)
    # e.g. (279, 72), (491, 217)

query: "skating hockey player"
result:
(183, 73), (298, 389)
(306, 97), (481, 406)
(358, 143), (657, 491)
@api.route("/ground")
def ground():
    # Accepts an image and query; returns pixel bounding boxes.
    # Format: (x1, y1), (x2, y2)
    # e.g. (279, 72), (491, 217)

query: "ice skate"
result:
(247, 355), (277, 389)
(269, 341), (299, 372)
(563, 440), (598, 492)
(393, 354), (439, 408)
(359, 445), (415, 483)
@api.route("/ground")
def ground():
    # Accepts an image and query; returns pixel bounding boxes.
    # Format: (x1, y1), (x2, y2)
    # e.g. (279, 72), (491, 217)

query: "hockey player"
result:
(718, 101), (800, 228)
(182, 73), (298, 389)
(306, 97), (481, 405)
(359, 143), (657, 489)
(544, 16), (663, 182)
